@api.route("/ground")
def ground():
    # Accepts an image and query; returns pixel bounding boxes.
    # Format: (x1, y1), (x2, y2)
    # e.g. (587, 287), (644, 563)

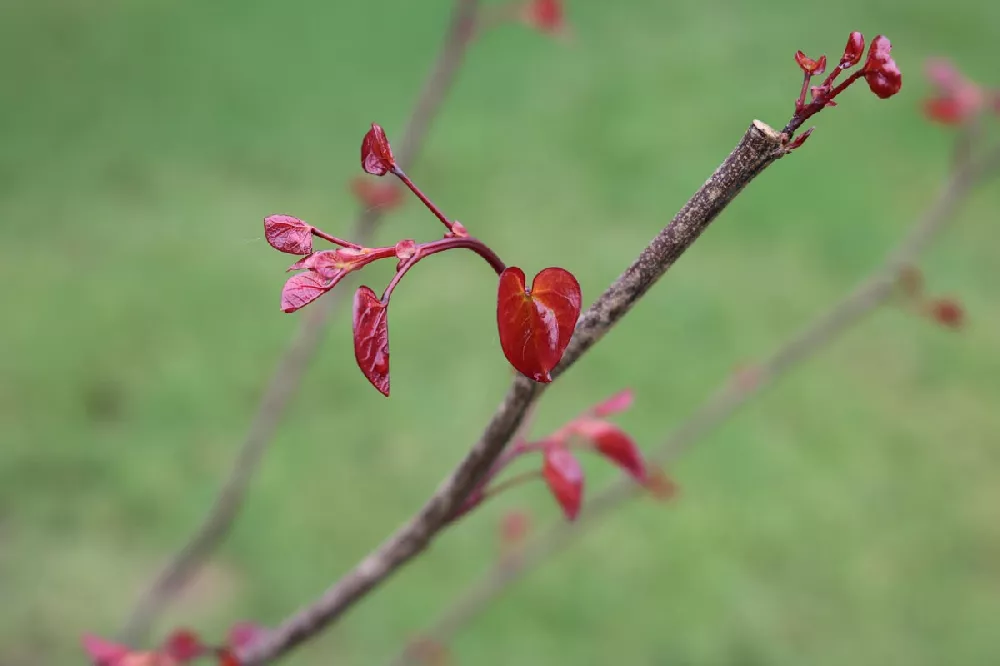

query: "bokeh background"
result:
(2, 0), (999, 664)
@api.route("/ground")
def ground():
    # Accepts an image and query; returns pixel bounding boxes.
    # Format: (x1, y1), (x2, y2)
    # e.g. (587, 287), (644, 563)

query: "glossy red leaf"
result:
(163, 629), (204, 662)
(361, 123), (396, 176)
(281, 271), (331, 313)
(571, 417), (646, 482)
(840, 31), (865, 68)
(496, 266), (581, 382)
(588, 388), (635, 418)
(82, 635), (131, 666)
(264, 215), (313, 255)
(353, 285), (391, 396)
(542, 446), (583, 520)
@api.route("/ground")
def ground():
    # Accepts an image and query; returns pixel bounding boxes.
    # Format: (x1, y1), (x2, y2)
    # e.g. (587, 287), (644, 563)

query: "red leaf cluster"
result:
(457, 389), (672, 523)
(497, 267), (582, 382)
(83, 624), (267, 666)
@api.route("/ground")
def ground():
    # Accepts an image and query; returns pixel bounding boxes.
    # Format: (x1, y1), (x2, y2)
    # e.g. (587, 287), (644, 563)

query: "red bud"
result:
(523, 0), (564, 34)
(926, 297), (964, 329)
(794, 51), (826, 75)
(82, 635), (131, 666)
(163, 629), (204, 662)
(840, 31), (865, 68)
(864, 36), (902, 99)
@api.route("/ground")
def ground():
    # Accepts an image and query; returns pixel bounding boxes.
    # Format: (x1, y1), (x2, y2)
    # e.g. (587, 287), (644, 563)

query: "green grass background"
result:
(2, 0), (999, 664)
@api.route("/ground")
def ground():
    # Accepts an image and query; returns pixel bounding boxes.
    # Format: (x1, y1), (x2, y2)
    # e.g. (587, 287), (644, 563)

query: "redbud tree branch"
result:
(389, 138), (1000, 665)
(119, 0), (482, 643)
(239, 120), (790, 664)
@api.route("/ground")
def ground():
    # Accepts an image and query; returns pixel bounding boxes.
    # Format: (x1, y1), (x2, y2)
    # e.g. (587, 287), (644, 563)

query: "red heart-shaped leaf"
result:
(361, 123), (396, 176)
(264, 215), (314, 255)
(542, 446), (583, 520)
(281, 271), (332, 313)
(571, 417), (646, 482)
(353, 286), (391, 396)
(496, 266), (581, 383)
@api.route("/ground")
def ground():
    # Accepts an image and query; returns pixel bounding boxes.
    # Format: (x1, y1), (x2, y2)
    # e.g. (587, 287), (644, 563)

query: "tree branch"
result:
(119, 0), (482, 643)
(387, 140), (1000, 666)
(240, 119), (789, 664)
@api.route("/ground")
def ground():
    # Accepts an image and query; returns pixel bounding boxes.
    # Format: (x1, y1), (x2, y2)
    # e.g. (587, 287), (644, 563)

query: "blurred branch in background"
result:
(240, 120), (791, 664)
(119, 0), (482, 644)
(389, 129), (1000, 666)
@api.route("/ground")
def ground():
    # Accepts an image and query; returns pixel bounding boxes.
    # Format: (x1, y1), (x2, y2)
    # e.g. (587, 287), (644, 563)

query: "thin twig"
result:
(119, 0), (482, 643)
(388, 141), (1000, 666)
(240, 120), (789, 664)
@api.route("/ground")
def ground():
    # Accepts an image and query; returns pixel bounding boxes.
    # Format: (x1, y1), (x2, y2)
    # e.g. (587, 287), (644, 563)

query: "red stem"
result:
(381, 236), (507, 303)
(783, 68), (866, 136)
(311, 229), (362, 249)
(392, 167), (455, 232)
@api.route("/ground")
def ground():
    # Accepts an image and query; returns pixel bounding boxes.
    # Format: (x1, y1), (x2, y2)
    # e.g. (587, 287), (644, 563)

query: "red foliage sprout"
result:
(452, 389), (673, 522)
(923, 58), (998, 126)
(783, 32), (902, 149)
(82, 624), (267, 666)
(265, 123), (582, 395)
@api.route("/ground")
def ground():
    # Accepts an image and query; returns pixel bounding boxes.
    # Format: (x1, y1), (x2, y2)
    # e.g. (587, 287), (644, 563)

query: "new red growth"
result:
(265, 123), (581, 395)
(783, 31), (902, 142)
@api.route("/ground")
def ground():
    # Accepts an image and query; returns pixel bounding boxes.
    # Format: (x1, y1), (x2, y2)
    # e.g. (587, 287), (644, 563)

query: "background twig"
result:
(240, 120), (789, 664)
(119, 0), (481, 643)
(388, 140), (1000, 666)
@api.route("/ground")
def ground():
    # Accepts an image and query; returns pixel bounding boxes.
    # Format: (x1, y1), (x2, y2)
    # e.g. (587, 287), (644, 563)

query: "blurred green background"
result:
(2, 0), (999, 664)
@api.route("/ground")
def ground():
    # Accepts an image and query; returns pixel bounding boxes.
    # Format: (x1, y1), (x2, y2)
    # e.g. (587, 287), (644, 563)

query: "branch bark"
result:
(119, 0), (481, 643)
(240, 120), (788, 664)
(387, 140), (1000, 666)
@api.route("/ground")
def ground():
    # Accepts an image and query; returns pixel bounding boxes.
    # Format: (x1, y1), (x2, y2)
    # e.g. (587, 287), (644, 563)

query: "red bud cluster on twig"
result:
(783, 32), (903, 149)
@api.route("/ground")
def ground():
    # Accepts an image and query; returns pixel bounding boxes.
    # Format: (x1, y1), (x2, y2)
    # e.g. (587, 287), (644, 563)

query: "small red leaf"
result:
(571, 418), (646, 482)
(589, 388), (635, 418)
(361, 123), (396, 176)
(82, 635), (131, 666)
(542, 446), (583, 520)
(264, 215), (314, 255)
(227, 622), (268, 651)
(840, 31), (865, 68)
(281, 271), (332, 313)
(497, 266), (581, 382)
(785, 126), (815, 152)
(794, 51), (825, 74)
(353, 286), (391, 396)
(163, 629), (204, 662)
